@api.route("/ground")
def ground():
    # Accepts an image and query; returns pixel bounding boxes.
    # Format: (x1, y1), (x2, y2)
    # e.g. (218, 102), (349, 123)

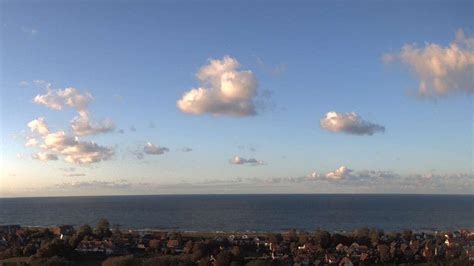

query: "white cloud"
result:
(25, 116), (114, 165)
(40, 130), (115, 164)
(387, 29), (474, 97)
(320, 111), (385, 135)
(65, 173), (86, 177)
(143, 142), (169, 155)
(229, 156), (264, 165)
(325, 166), (352, 181)
(19, 81), (29, 87)
(177, 56), (259, 116)
(34, 87), (92, 112)
(27, 117), (50, 136)
(70, 112), (115, 136)
(25, 138), (38, 147)
(21, 26), (38, 35)
(32, 152), (58, 161)
(33, 84), (114, 136)
(56, 180), (131, 189)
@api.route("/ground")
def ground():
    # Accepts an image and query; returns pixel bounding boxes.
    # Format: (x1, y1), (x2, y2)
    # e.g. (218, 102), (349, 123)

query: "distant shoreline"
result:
(2, 193), (474, 199)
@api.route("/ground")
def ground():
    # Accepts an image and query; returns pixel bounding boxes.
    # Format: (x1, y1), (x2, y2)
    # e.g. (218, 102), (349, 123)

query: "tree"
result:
(378, 244), (391, 263)
(69, 224), (93, 248)
(268, 233), (283, 244)
(298, 233), (309, 245)
(231, 245), (242, 258)
(402, 230), (413, 242)
(35, 239), (72, 258)
(96, 218), (112, 239)
(102, 255), (137, 266)
(215, 250), (232, 266)
(370, 228), (381, 246)
(332, 233), (350, 246)
(28, 256), (74, 266)
(314, 230), (331, 249)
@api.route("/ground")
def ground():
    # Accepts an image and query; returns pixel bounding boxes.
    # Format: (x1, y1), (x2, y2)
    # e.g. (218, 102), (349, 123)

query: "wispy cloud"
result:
(21, 26), (38, 36)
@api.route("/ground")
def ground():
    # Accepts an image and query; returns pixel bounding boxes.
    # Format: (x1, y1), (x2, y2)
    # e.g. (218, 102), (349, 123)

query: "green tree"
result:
(215, 250), (232, 266)
(69, 224), (93, 248)
(96, 218), (112, 239)
(102, 255), (137, 266)
(314, 230), (331, 249)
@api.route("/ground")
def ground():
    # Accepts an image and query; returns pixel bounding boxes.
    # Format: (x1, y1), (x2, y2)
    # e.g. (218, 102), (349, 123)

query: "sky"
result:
(0, 0), (473, 197)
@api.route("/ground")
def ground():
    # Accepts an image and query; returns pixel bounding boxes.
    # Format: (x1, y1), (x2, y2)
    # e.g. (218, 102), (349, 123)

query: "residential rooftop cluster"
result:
(0, 221), (473, 265)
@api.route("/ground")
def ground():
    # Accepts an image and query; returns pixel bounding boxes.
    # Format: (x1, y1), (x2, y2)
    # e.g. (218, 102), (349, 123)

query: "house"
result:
(336, 243), (346, 252)
(52, 225), (74, 238)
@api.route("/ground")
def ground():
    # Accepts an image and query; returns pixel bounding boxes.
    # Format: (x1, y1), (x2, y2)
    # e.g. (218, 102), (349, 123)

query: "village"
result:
(0, 221), (473, 265)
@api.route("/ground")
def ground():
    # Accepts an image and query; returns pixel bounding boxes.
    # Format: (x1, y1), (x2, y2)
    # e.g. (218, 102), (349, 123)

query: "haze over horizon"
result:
(1, 1), (473, 197)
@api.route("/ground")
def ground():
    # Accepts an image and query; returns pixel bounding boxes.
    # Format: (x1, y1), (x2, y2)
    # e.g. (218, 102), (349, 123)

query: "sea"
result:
(1, 194), (473, 232)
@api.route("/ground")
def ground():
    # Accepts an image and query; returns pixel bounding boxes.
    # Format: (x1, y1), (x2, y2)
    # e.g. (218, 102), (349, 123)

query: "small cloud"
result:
(271, 63), (288, 76)
(19, 81), (29, 87)
(229, 156), (264, 166)
(148, 122), (155, 129)
(255, 56), (288, 76)
(382, 53), (396, 64)
(21, 26), (38, 36)
(65, 173), (86, 177)
(25, 138), (38, 147)
(143, 142), (169, 155)
(59, 167), (76, 172)
(177, 56), (259, 117)
(320, 111), (385, 136)
(325, 166), (352, 181)
(32, 152), (58, 161)
(28, 117), (50, 136)
(129, 126), (136, 132)
(118, 129), (125, 134)
(181, 147), (193, 152)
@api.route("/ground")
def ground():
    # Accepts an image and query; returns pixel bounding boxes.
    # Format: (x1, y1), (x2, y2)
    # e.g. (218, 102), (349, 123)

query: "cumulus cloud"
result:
(177, 56), (259, 116)
(25, 117), (114, 165)
(25, 138), (39, 147)
(34, 87), (92, 112)
(42, 130), (114, 164)
(229, 156), (264, 165)
(32, 152), (58, 161)
(386, 29), (474, 97)
(143, 142), (169, 155)
(27, 117), (50, 135)
(33, 85), (114, 135)
(320, 111), (385, 135)
(325, 166), (352, 180)
(70, 112), (115, 136)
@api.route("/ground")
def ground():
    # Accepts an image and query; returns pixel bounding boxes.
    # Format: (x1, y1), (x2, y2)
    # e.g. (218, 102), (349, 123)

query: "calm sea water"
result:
(1, 194), (473, 232)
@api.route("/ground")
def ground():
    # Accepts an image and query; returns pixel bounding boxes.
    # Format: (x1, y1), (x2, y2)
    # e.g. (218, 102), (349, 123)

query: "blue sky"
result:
(0, 1), (473, 196)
